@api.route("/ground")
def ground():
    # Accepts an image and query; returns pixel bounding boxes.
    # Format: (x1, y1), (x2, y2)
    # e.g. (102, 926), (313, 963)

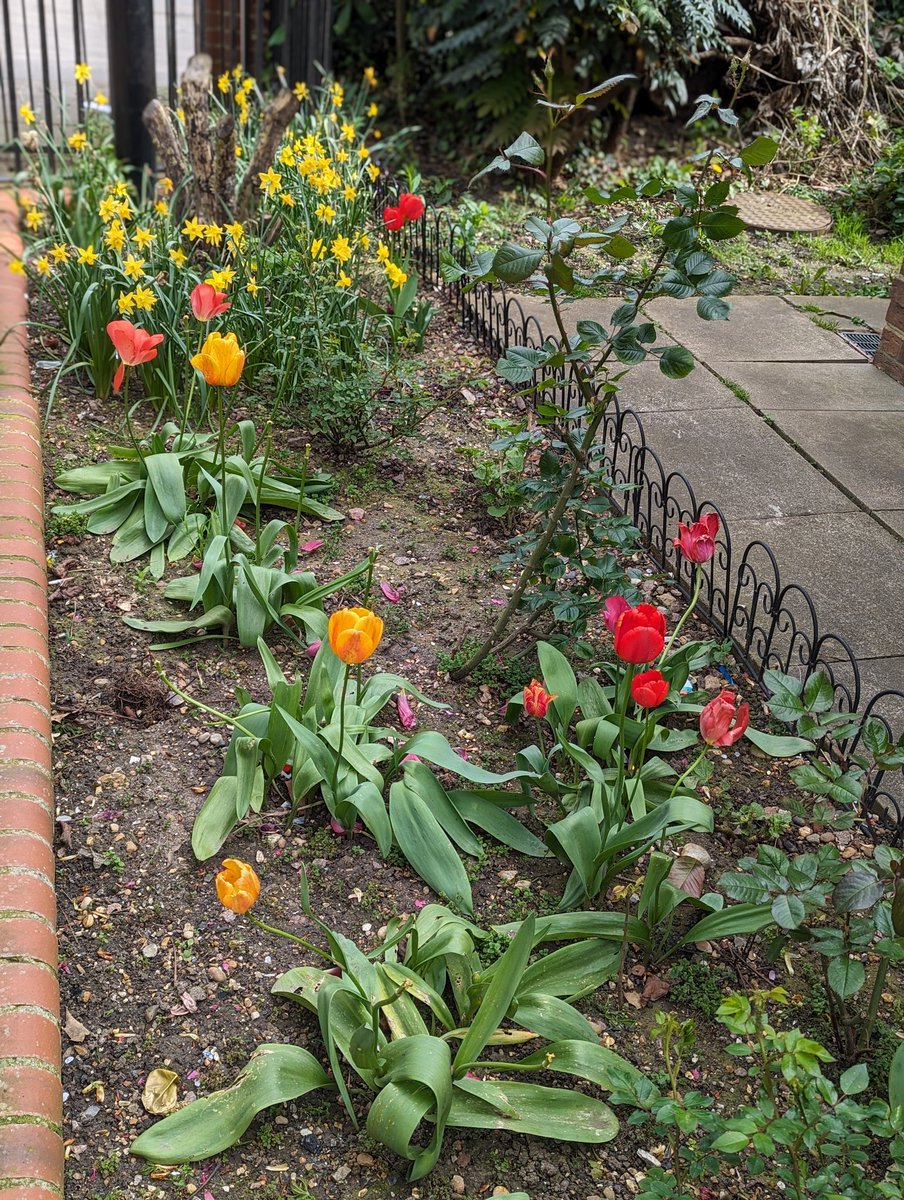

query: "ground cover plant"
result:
(12, 50), (904, 1200)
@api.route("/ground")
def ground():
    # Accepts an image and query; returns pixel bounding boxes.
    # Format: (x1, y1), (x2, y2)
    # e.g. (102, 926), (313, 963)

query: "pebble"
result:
(333, 1166), (351, 1183)
(208, 966), (227, 982)
(451, 1177), (465, 1195)
(209, 732), (225, 747)
(356, 1153), (374, 1166)
(142, 943), (159, 958)
(604, 1189), (616, 1200)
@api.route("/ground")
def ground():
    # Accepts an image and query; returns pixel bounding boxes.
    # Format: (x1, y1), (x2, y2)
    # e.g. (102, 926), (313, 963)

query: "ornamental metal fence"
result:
(386, 189), (904, 842)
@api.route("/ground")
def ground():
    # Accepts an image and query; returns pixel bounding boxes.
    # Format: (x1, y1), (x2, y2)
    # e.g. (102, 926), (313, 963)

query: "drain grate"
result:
(838, 330), (880, 358)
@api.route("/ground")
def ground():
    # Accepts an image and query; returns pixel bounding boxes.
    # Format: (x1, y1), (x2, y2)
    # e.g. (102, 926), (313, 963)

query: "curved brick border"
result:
(0, 193), (63, 1198)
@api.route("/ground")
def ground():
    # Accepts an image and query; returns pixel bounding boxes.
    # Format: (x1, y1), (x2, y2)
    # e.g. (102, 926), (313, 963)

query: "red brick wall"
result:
(875, 262), (904, 385)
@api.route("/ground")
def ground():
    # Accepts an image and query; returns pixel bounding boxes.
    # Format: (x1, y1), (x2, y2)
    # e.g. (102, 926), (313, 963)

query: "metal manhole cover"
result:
(734, 191), (833, 234)
(838, 330), (880, 359)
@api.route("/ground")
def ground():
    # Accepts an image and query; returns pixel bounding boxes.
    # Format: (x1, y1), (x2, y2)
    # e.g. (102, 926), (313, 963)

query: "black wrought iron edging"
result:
(370, 190), (903, 842)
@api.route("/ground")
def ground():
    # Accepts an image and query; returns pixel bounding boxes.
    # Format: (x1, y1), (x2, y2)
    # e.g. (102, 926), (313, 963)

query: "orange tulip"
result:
(190, 330), (245, 387)
(328, 606), (383, 665)
(215, 857), (260, 913)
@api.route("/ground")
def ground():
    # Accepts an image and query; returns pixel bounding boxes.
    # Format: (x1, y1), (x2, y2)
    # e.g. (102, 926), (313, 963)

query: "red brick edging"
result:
(0, 192), (63, 1198)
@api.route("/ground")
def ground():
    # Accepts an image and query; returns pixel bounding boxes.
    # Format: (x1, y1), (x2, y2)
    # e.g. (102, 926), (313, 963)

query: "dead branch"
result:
(236, 89), (300, 222)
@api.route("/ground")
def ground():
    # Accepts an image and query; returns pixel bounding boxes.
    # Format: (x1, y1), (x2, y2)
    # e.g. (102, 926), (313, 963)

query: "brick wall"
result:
(875, 261), (904, 385)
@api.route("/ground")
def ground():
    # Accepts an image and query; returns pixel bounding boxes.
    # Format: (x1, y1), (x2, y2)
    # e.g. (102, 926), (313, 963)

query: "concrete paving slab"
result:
(768, 410), (904, 512)
(633, 406), (856, 520)
(645, 296), (865, 362)
(875, 511), (904, 539)
(853, 659), (904, 705)
(784, 295), (891, 331)
(727, 514), (904, 660)
(704, 361), (904, 413)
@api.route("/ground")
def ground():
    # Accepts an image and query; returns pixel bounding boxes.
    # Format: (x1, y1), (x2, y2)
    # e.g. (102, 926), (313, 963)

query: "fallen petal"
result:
(379, 581), (401, 603)
(300, 539), (324, 552)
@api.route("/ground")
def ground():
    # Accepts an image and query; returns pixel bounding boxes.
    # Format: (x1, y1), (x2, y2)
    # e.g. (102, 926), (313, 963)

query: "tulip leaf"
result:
(453, 916), (534, 1074)
(143, 452), (188, 524)
(130, 1043), (331, 1163)
(366, 1035), (452, 1180)
(517, 940), (620, 999)
(511, 1039), (647, 1092)
(511, 992), (599, 1043)
(342, 780), (393, 857)
(401, 730), (530, 785)
(447, 790), (547, 857)
(403, 763), (484, 858)
(889, 1041), (904, 1110)
(679, 902), (773, 946)
(744, 727), (815, 757)
(537, 641), (578, 731)
(494, 910), (651, 946)
(447, 1079), (618, 1143)
(389, 781), (474, 913)
(191, 776), (241, 861)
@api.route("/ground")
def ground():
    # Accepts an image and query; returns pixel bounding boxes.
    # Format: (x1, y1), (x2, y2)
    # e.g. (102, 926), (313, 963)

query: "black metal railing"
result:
(388, 194), (904, 841)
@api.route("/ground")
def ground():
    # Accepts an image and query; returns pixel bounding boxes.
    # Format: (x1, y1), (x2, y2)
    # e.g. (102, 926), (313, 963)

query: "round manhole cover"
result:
(734, 191), (832, 234)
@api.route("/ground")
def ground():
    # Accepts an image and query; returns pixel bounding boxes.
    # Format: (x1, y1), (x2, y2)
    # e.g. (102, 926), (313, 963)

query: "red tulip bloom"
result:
(674, 513), (719, 563)
(632, 669), (669, 709)
(603, 595), (630, 634)
(106, 319), (164, 393)
(613, 604), (667, 664)
(398, 192), (425, 222)
(190, 281), (231, 322)
(382, 192), (425, 232)
(700, 690), (750, 747)
(523, 679), (556, 718)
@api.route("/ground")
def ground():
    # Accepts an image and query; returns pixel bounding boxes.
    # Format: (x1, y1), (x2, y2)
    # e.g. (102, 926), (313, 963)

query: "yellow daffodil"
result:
(366, 162), (380, 182)
(134, 226), (154, 250)
(279, 145), (296, 167)
(154, 199), (168, 216)
(122, 254), (145, 280)
(76, 244), (98, 265)
(207, 266), (235, 289)
(293, 81), (308, 101)
(310, 238), (325, 260)
(357, 145), (370, 160)
(131, 285), (156, 311)
(224, 220), (244, 241)
(203, 223), (223, 247)
(104, 222), (126, 252)
(218, 72), (230, 94)
(279, 192), (295, 207)
(99, 196), (118, 222)
(358, 233), (370, 250)
(336, 271), (352, 288)
(74, 62), (91, 85)
(234, 144), (242, 158)
(340, 121), (355, 143)
(258, 167), (281, 196)
(182, 216), (204, 241)
(116, 199), (132, 220)
(328, 112), (338, 125)
(93, 91), (107, 106)
(363, 66), (377, 88)
(336, 148), (349, 164)
(331, 82), (344, 107)
(376, 241), (390, 262)
(232, 63), (243, 80)
(314, 203), (335, 224)
(330, 235), (352, 264)
(385, 261), (408, 287)
(246, 277), (259, 296)
(343, 184), (357, 201)
(373, 129), (382, 140)
(36, 256), (51, 275)
(8, 259), (25, 276)
(242, 77), (254, 94)
(112, 179), (128, 197)
(176, 107), (185, 122)
(117, 291), (135, 314)
(159, 177), (174, 195)
(50, 242), (68, 263)
(68, 130), (88, 152)
(19, 103), (35, 125)
(24, 209), (42, 231)
(367, 102), (378, 118)
(169, 246), (187, 267)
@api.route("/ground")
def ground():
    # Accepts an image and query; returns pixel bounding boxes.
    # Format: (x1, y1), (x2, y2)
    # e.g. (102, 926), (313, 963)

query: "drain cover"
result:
(735, 191), (832, 234)
(838, 330), (880, 359)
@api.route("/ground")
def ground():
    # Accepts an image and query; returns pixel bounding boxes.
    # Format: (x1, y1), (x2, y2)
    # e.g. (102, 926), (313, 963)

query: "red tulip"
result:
(523, 679), (556, 718)
(700, 689), (749, 747)
(673, 513), (719, 563)
(632, 669), (669, 709)
(190, 281), (231, 322)
(382, 205), (404, 232)
(397, 692), (417, 731)
(398, 192), (425, 222)
(603, 595), (630, 634)
(106, 319), (164, 393)
(613, 604), (667, 664)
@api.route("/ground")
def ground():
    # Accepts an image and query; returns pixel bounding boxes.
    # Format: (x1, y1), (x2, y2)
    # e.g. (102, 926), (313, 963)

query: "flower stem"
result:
(667, 747), (708, 801)
(659, 567), (703, 665)
(329, 665), (352, 804)
(246, 913), (332, 962)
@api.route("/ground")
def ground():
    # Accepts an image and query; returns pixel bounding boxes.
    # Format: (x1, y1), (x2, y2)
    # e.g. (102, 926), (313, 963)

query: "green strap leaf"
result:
(130, 1043), (330, 1163)
(447, 1079), (618, 1143)
(367, 1036), (452, 1180)
(389, 781), (473, 914)
(453, 916), (534, 1074)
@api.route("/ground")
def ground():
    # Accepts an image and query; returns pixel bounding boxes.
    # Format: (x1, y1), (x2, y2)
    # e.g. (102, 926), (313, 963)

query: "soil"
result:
(41, 297), (901, 1200)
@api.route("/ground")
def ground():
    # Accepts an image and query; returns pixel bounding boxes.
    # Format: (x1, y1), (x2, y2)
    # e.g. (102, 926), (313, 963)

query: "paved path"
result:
(515, 291), (903, 706)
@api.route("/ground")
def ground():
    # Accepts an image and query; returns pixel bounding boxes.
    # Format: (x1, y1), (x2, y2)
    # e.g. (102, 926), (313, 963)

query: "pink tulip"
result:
(402, 753), (421, 763)
(380, 581), (401, 603)
(603, 595), (630, 633)
(329, 816), (362, 836)
(674, 513), (719, 563)
(106, 319), (164, 393)
(190, 281), (230, 322)
(306, 640), (321, 658)
(699, 690), (750, 747)
(397, 692), (417, 731)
